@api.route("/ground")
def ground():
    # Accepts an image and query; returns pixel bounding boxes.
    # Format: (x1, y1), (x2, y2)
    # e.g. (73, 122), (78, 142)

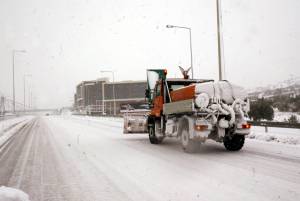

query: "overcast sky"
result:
(0, 0), (299, 108)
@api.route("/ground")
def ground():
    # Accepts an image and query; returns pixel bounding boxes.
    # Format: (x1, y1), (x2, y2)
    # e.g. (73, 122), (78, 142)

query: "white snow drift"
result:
(248, 126), (300, 145)
(0, 186), (30, 201)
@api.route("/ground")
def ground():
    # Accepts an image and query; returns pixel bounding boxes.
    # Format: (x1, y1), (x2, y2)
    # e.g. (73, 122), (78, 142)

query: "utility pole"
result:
(12, 49), (26, 113)
(30, 91), (32, 110)
(102, 82), (105, 115)
(12, 52), (15, 113)
(189, 28), (194, 79)
(23, 74), (31, 112)
(216, 0), (223, 81)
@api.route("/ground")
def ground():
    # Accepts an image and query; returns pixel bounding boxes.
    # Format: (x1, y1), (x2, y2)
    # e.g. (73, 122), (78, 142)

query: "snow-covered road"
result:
(0, 115), (300, 201)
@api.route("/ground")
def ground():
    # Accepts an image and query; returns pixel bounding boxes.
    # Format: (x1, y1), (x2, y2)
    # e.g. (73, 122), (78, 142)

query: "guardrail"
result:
(248, 121), (300, 129)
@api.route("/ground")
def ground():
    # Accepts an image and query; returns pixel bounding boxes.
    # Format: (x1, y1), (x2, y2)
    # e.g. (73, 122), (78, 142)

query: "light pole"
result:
(166, 24), (194, 79)
(30, 91), (33, 110)
(12, 49), (26, 113)
(100, 70), (116, 116)
(216, 0), (223, 81)
(23, 74), (32, 112)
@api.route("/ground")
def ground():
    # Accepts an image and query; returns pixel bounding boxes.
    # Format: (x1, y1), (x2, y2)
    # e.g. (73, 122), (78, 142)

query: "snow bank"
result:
(0, 186), (30, 201)
(247, 133), (300, 145)
(0, 116), (33, 134)
(67, 115), (123, 127)
(0, 116), (34, 148)
(247, 126), (300, 145)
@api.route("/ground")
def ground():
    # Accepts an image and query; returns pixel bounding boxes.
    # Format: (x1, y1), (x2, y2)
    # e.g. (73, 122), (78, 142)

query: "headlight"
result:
(195, 93), (209, 109)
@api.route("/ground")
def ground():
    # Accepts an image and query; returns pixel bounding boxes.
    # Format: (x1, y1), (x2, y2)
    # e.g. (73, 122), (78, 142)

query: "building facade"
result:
(74, 78), (147, 115)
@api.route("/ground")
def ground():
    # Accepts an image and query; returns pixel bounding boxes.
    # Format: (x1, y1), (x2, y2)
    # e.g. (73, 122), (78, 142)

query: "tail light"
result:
(242, 123), (251, 129)
(194, 125), (208, 131)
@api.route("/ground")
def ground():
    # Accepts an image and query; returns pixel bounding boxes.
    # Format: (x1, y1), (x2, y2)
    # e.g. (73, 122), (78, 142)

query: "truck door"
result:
(123, 69), (165, 134)
(151, 81), (163, 117)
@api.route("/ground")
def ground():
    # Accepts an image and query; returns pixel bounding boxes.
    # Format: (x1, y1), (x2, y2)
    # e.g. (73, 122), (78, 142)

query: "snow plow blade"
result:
(122, 110), (149, 134)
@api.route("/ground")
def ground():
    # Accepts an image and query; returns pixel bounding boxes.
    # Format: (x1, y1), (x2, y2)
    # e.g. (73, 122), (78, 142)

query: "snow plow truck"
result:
(123, 68), (251, 152)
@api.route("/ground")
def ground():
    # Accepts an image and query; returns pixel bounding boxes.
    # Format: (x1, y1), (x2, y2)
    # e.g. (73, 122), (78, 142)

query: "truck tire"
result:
(223, 135), (245, 151)
(181, 128), (199, 153)
(149, 124), (163, 144)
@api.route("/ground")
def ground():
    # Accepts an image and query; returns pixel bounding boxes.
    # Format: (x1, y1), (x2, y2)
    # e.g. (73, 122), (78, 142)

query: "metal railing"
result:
(86, 105), (104, 115)
(249, 121), (300, 129)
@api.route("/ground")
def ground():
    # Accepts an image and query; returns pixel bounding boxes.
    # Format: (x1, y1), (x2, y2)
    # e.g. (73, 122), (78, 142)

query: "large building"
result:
(74, 78), (147, 115)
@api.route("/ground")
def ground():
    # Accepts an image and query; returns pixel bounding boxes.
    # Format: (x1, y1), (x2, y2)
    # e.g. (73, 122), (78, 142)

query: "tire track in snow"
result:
(0, 118), (36, 186)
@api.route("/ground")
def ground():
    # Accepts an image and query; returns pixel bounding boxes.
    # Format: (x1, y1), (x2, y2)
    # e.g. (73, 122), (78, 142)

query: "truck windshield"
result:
(147, 71), (159, 90)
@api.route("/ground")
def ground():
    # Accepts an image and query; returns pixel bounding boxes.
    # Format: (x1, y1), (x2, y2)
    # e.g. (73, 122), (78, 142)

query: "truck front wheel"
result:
(181, 128), (199, 153)
(223, 135), (245, 151)
(149, 124), (163, 144)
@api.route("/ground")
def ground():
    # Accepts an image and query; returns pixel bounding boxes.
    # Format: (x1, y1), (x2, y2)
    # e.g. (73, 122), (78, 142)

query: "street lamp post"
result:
(30, 91), (32, 110)
(23, 74), (32, 112)
(12, 49), (26, 113)
(166, 25), (194, 79)
(216, 0), (223, 81)
(100, 70), (116, 116)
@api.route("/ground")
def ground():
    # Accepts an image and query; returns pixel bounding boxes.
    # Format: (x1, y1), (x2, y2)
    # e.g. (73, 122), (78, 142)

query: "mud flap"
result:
(123, 110), (149, 134)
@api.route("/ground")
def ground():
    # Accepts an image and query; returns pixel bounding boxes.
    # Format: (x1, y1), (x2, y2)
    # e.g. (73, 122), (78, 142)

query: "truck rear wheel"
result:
(181, 128), (199, 153)
(223, 135), (245, 151)
(149, 124), (163, 144)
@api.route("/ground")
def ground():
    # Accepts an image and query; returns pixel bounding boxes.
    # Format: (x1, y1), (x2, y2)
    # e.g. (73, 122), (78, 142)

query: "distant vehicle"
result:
(45, 113), (50, 116)
(123, 68), (251, 152)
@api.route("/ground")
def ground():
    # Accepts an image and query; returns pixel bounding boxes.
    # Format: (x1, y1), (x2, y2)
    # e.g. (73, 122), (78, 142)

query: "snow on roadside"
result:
(66, 115), (123, 128)
(0, 116), (34, 134)
(0, 186), (30, 201)
(64, 115), (300, 146)
(0, 116), (34, 147)
(247, 126), (300, 145)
